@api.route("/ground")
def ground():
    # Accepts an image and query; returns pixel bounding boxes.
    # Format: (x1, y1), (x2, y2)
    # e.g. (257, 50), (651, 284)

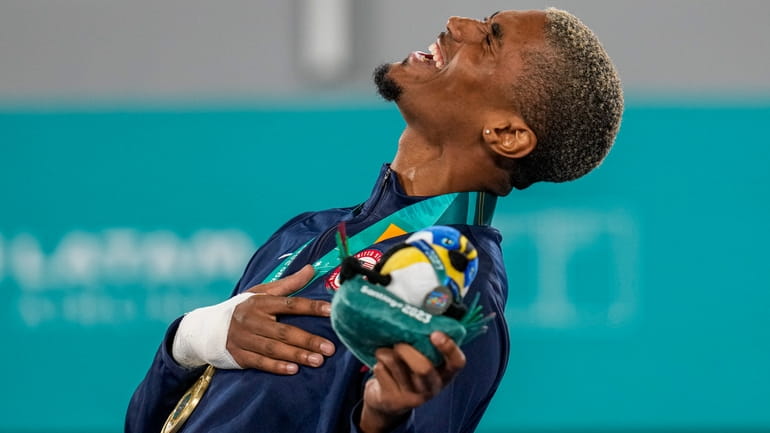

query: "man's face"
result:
(375, 10), (547, 129)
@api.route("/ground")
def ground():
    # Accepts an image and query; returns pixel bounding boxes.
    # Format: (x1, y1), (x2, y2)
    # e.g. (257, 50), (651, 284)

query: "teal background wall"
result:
(1, 100), (768, 432)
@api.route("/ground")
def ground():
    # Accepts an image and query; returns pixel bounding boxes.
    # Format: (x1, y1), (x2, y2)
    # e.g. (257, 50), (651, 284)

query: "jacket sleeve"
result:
(125, 211), (319, 432)
(125, 317), (207, 433)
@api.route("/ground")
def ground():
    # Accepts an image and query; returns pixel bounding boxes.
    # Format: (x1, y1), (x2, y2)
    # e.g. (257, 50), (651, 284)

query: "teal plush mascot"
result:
(330, 224), (494, 367)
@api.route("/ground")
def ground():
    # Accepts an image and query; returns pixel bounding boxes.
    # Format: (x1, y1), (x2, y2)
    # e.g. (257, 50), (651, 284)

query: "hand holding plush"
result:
(330, 225), (493, 367)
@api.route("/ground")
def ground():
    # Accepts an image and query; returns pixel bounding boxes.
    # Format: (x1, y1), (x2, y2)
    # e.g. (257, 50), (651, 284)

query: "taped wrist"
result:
(171, 292), (255, 369)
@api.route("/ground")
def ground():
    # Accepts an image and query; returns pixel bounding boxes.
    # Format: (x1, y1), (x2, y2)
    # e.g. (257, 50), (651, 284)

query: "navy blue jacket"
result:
(126, 164), (510, 433)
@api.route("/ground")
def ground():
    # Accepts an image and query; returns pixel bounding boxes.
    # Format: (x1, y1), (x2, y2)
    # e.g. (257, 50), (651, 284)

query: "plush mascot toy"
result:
(330, 224), (494, 367)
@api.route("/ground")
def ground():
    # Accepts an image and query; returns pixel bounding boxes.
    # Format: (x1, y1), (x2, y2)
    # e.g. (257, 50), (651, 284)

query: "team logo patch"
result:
(326, 248), (383, 290)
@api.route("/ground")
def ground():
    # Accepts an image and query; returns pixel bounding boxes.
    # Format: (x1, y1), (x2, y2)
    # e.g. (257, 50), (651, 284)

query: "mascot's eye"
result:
(448, 250), (469, 271)
(442, 238), (454, 246)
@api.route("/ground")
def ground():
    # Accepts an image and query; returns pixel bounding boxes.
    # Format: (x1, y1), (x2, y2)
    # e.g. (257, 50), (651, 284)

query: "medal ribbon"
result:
(262, 190), (492, 285)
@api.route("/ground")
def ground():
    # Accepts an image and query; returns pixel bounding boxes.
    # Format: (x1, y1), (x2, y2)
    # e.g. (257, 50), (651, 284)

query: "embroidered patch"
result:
(326, 248), (383, 290)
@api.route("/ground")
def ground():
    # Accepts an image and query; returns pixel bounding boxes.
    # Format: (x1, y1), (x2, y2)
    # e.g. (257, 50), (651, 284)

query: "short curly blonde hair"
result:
(510, 8), (624, 188)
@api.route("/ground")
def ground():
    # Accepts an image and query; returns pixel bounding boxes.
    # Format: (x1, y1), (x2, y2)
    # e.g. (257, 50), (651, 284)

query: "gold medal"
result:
(160, 365), (216, 433)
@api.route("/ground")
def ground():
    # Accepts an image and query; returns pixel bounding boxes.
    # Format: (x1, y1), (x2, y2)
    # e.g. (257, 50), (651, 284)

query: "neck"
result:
(390, 126), (512, 196)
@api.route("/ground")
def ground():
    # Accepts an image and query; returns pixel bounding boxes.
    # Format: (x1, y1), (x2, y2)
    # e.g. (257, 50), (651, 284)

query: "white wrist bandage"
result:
(172, 292), (255, 369)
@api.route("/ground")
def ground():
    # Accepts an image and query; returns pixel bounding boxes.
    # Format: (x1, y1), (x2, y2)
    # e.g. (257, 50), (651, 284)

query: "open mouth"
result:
(412, 40), (446, 69)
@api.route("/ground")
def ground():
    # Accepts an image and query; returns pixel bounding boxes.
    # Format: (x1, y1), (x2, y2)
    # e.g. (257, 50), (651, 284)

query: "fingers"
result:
(373, 334), (465, 397)
(235, 314), (335, 357)
(373, 349), (424, 410)
(361, 364), (412, 431)
(227, 332), (331, 374)
(393, 344), (442, 395)
(228, 290), (336, 375)
(430, 331), (466, 382)
(227, 322), (334, 374)
(228, 350), (300, 375)
(244, 265), (329, 317)
(247, 264), (315, 296)
(371, 357), (399, 395)
(374, 348), (410, 394)
(363, 338), (467, 425)
(236, 291), (331, 319)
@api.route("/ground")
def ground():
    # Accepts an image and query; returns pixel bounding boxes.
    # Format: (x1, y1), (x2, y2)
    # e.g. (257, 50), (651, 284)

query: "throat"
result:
(394, 165), (452, 196)
(392, 127), (496, 196)
(391, 151), (474, 197)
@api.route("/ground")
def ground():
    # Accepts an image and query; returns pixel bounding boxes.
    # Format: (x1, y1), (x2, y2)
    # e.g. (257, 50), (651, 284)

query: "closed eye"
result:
(491, 22), (502, 40)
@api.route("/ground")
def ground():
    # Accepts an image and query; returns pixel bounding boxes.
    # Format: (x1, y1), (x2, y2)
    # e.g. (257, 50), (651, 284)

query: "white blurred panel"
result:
(299, 0), (352, 81)
(0, 0), (768, 101)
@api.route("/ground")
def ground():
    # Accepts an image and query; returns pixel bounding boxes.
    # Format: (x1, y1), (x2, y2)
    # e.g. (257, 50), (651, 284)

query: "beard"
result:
(373, 63), (403, 102)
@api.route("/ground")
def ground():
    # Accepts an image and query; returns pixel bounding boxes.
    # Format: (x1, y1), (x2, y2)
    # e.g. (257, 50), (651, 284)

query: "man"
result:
(127, 8), (622, 433)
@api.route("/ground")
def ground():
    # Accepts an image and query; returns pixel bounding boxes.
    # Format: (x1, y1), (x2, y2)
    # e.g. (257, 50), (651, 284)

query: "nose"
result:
(446, 16), (484, 43)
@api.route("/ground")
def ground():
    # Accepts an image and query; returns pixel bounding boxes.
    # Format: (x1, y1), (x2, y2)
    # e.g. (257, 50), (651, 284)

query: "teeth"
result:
(415, 51), (432, 62)
(428, 42), (443, 69)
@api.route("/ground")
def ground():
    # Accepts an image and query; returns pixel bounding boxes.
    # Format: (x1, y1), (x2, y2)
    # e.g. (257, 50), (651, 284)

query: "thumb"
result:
(248, 264), (316, 296)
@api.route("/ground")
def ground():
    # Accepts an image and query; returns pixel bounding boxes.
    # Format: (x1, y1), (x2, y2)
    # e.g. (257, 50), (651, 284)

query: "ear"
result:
(482, 114), (537, 159)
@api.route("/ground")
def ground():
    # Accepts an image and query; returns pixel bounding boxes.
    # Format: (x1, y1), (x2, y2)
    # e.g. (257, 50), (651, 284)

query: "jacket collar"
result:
(356, 164), (497, 226)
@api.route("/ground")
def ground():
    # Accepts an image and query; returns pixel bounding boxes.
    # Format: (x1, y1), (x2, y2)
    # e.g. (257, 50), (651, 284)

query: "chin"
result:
(373, 63), (403, 102)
